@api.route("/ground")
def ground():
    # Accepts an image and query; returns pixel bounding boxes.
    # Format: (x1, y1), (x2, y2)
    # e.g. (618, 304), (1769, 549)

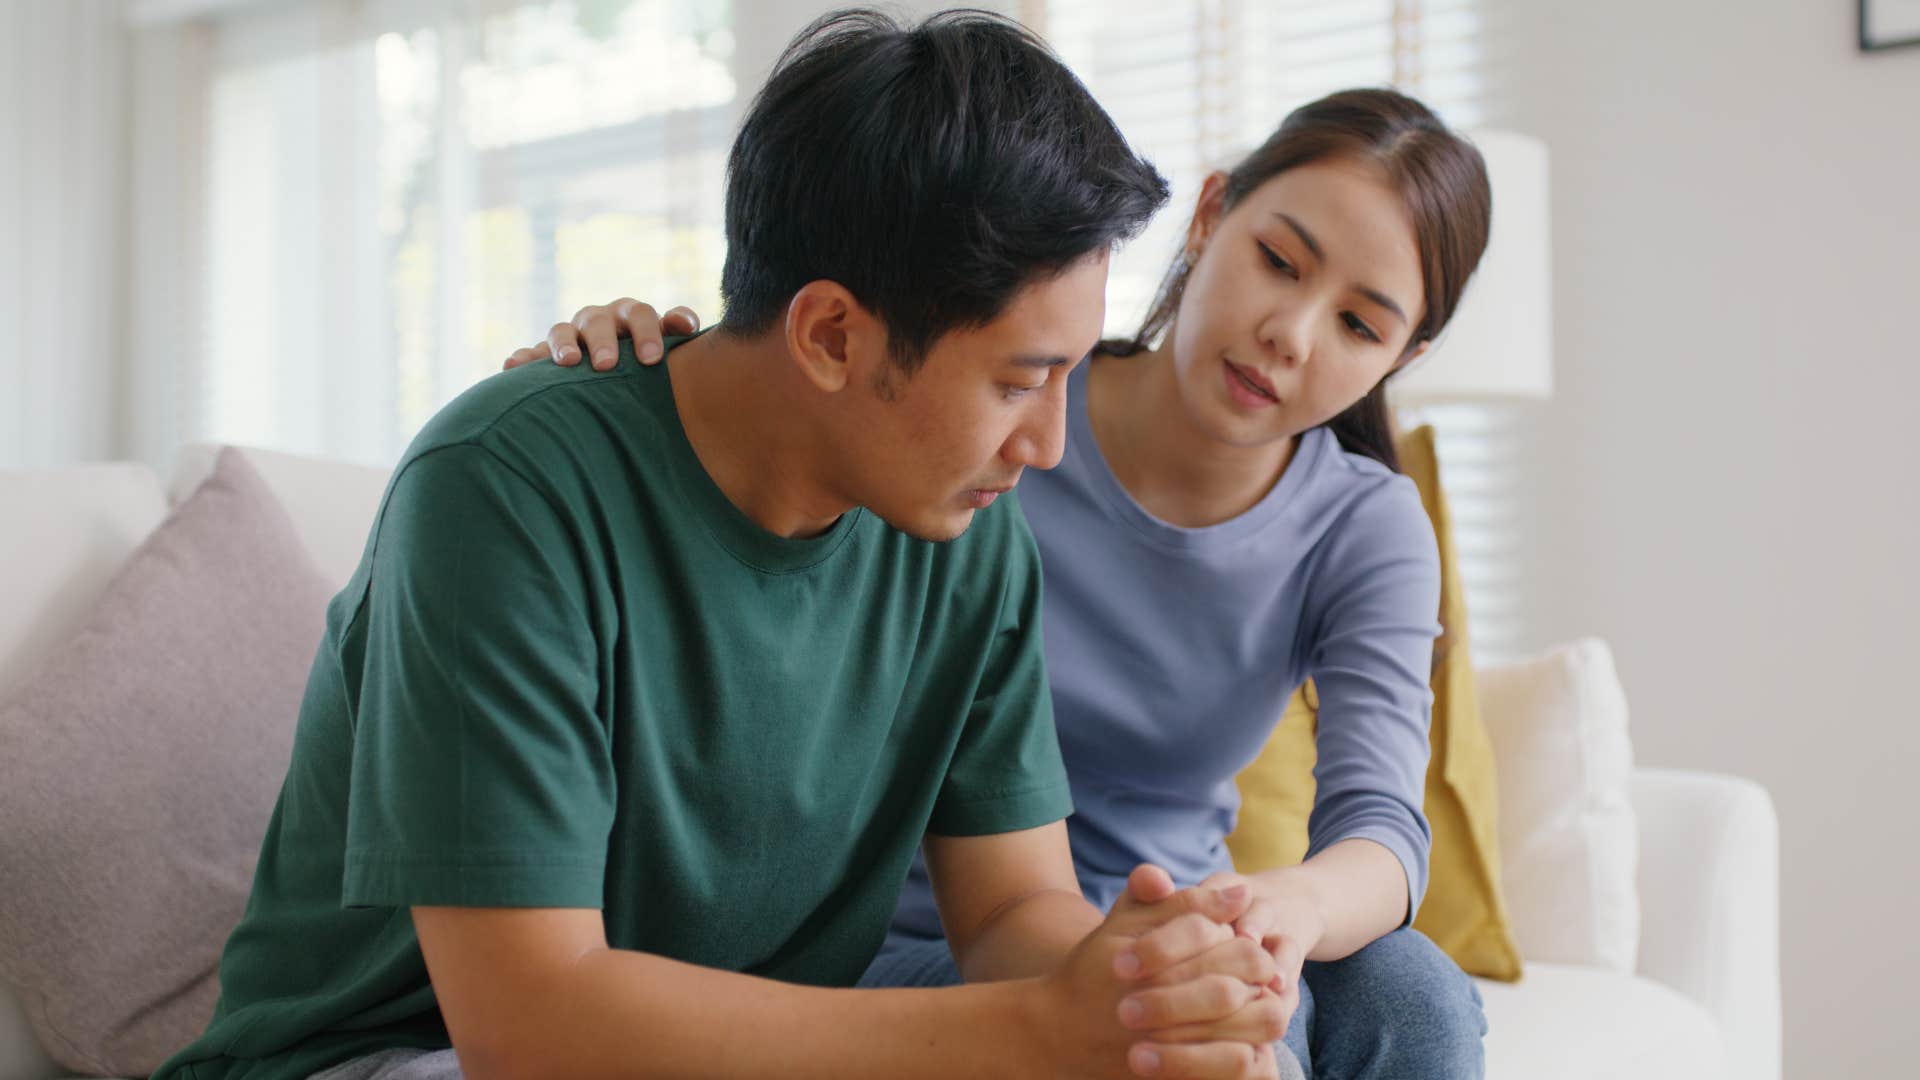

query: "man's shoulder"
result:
(401, 359), (658, 464)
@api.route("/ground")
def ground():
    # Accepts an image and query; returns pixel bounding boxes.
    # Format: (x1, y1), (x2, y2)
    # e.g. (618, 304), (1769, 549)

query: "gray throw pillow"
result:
(0, 448), (333, 1077)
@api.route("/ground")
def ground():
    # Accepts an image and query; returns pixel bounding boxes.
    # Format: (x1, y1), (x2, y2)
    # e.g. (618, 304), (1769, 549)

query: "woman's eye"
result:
(1342, 313), (1382, 343)
(1259, 244), (1297, 276)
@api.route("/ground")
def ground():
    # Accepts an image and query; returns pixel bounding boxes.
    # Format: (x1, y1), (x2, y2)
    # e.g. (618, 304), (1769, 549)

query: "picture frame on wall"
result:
(1861, 0), (1920, 50)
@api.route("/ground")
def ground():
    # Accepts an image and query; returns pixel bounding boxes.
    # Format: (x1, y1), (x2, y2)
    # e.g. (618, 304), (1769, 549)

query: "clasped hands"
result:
(1032, 866), (1307, 1080)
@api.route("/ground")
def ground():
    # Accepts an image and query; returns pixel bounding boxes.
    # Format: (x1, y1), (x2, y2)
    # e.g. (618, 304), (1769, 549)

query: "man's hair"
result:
(718, 7), (1170, 371)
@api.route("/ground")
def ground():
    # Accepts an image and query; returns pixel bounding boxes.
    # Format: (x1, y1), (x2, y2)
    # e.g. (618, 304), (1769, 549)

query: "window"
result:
(184, 0), (736, 462)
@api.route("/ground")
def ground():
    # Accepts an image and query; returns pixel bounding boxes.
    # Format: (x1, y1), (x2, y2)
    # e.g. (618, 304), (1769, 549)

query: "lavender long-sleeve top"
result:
(890, 358), (1440, 939)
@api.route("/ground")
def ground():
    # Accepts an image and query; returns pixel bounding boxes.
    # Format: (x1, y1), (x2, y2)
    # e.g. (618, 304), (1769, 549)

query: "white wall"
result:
(1488, 2), (1920, 1075)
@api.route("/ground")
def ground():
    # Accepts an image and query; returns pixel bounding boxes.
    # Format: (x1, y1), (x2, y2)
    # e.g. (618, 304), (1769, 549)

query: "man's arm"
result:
(923, 821), (1100, 982)
(415, 882), (1287, 1080)
(414, 906), (1038, 1080)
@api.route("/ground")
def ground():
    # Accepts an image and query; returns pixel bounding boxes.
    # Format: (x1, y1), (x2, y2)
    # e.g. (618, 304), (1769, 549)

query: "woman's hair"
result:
(1105, 88), (1492, 473)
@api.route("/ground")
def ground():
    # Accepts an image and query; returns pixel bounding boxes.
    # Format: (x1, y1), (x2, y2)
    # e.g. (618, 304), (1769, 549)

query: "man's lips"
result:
(967, 482), (1017, 509)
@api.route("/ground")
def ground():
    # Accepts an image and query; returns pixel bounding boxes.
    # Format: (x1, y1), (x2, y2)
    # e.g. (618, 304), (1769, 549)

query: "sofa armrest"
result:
(1632, 767), (1781, 1080)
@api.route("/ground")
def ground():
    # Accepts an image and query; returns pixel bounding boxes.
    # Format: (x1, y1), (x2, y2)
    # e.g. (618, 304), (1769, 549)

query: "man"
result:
(153, 10), (1287, 1080)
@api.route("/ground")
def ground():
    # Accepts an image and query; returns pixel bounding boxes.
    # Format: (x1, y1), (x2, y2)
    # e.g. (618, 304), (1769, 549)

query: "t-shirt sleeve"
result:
(340, 443), (616, 910)
(1303, 477), (1440, 925)
(927, 512), (1074, 838)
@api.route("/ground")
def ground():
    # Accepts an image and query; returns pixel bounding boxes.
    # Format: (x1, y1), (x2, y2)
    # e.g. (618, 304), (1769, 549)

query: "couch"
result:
(0, 445), (1783, 1079)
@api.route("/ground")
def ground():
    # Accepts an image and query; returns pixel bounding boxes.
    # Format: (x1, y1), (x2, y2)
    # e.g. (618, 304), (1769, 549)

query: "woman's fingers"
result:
(1265, 933), (1306, 996)
(544, 321), (588, 367)
(507, 297), (699, 372)
(572, 300), (636, 369)
(504, 344), (552, 371)
(660, 304), (701, 336)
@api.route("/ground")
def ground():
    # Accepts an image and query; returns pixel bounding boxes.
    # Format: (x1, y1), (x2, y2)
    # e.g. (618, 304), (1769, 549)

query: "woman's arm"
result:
(1246, 838), (1409, 961)
(1221, 477), (1445, 1000)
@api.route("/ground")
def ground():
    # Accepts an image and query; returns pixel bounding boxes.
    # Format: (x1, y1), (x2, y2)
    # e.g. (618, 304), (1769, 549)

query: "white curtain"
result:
(0, 0), (128, 469)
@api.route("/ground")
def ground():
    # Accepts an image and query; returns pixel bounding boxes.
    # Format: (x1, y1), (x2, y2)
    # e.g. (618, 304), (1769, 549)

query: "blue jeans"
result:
(859, 926), (1486, 1080)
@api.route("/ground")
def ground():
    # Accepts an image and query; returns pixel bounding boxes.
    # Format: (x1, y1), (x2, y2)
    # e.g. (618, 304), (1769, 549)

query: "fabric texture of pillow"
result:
(1478, 638), (1639, 972)
(1226, 424), (1524, 981)
(0, 448), (331, 1077)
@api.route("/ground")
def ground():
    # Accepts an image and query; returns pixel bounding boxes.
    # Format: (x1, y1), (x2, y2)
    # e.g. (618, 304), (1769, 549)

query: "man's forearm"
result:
(487, 945), (1049, 1080)
(952, 887), (1105, 982)
(1252, 838), (1409, 962)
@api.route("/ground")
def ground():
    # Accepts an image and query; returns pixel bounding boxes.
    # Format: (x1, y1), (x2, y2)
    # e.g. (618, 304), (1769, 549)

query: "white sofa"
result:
(0, 445), (1783, 1080)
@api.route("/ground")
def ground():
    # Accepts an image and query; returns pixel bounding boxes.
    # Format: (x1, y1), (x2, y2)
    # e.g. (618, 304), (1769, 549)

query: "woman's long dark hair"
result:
(1103, 88), (1493, 473)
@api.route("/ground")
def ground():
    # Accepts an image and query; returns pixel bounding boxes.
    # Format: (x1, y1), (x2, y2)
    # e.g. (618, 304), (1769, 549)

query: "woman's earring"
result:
(1182, 247), (1198, 270)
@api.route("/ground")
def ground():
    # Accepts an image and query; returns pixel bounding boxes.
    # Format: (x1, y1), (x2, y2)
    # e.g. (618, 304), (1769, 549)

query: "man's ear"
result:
(784, 281), (885, 394)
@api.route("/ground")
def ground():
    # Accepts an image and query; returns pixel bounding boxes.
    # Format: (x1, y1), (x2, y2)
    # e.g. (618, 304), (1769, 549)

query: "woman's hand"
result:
(504, 299), (703, 372)
(1193, 870), (1326, 1039)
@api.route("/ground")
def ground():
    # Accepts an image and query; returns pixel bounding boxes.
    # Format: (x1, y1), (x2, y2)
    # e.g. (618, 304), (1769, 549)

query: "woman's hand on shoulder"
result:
(504, 299), (703, 372)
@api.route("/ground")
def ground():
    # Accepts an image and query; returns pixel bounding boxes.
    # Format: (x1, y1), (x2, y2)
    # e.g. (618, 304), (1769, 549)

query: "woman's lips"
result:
(1223, 358), (1279, 409)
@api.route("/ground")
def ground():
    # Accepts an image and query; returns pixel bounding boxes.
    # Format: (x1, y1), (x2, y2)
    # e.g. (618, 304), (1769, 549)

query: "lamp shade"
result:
(1390, 129), (1552, 403)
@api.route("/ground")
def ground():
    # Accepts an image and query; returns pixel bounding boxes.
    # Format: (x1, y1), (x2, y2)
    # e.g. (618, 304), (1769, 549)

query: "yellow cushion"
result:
(1224, 425), (1523, 981)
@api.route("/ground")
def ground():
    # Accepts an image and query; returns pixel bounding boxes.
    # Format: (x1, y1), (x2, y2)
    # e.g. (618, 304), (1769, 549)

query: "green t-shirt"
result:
(154, 337), (1072, 1080)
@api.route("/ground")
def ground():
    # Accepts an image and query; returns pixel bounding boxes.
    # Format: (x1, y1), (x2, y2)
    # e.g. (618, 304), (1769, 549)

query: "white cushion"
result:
(168, 444), (390, 590)
(0, 462), (167, 699)
(1479, 962), (1725, 1079)
(1477, 638), (1639, 972)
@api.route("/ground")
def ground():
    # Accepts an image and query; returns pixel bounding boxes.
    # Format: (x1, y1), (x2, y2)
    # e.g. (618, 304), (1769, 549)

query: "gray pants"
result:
(308, 1048), (464, 1080)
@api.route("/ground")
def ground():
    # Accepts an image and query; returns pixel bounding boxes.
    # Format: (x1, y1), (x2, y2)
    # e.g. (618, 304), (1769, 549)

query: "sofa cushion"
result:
(0, 448), (332, 1077)
(1478, 962), (1725, 1079)
(0, 462), (167, 698)
(1478, 639), (1639, 972)
(168, 443), (390, 590)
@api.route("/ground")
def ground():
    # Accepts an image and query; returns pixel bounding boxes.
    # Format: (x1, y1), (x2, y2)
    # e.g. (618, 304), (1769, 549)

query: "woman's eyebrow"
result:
(1273, 212), (1325, 261)
(1273, 211), (1409, 325)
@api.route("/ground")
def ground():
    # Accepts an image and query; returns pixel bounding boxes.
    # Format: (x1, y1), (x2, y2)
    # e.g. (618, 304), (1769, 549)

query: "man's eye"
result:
(1003, 383), (1045, 399)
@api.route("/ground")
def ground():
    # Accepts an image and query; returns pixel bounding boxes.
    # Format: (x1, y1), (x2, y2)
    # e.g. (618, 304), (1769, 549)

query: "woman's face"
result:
(1169, 156), (1428, 448)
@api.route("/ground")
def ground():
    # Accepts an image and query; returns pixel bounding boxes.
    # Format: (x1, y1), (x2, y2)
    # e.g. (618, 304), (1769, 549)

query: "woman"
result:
(509, 88), (1492, 1079)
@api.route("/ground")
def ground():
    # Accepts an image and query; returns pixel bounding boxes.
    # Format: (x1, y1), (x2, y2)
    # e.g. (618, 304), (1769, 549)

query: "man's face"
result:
(839, 251), (1109, 542)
